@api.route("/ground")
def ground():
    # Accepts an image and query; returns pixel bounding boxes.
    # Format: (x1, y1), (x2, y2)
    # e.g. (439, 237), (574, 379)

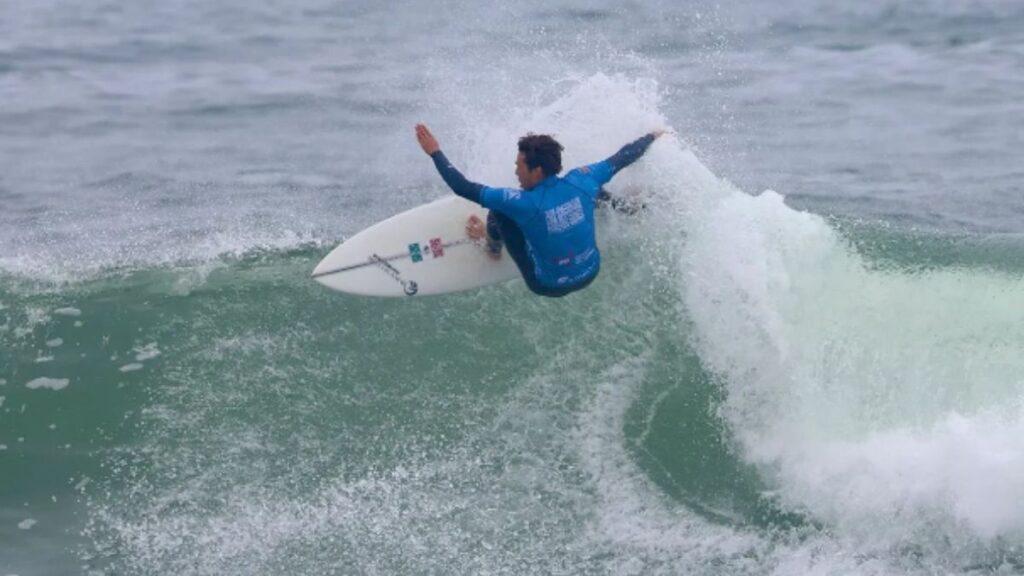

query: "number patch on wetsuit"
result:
(544, 197), (584, 233)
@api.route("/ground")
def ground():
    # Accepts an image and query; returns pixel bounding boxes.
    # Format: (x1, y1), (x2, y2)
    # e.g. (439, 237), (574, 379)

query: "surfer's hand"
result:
(415, 123), (440, 155)
(467, 215), (502, 260)
(651, 129), (667, 139)
(466, 215), (487, 240)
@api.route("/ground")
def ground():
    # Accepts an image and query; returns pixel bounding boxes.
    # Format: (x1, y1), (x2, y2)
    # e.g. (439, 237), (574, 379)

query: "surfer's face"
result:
(515, 152), (545, 190)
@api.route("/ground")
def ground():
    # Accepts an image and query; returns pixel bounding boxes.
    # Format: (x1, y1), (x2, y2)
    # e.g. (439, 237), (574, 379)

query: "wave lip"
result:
(681, 150), (1024, 562)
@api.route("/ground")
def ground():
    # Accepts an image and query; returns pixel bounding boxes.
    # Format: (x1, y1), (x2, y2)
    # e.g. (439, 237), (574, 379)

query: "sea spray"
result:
(680, 151), (1024, 557)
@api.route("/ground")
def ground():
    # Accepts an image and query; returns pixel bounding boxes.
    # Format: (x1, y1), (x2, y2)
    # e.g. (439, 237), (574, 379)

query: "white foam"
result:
(26, 377), (69, 391)
(774, 410), (1024, 544)
(134, 343), (161, 362)
(17, 519), (36, 530)
(53, 307), (81, 317)
(10, 306), (53, 340)
(679, 142), (1024, 554)
(119, 363), (144, 373)
(46, 338), (63, 347)
(35, 355), (54, 363)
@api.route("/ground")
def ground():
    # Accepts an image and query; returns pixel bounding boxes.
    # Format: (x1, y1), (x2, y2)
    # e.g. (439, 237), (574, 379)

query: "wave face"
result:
(2, 1), (1024, 575)
(683, 168), (1024, 555)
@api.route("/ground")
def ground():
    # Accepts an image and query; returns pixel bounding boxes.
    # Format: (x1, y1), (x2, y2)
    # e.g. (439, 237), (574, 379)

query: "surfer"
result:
(415, 123), (664, 297)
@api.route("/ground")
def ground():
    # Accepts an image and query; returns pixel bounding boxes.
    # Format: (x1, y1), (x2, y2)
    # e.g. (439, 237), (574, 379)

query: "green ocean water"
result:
(1, 234), (768, 574)
(5, 216), (1024, 574)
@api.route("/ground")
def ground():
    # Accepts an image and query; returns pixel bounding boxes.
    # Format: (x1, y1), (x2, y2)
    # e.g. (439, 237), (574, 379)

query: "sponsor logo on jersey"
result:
(544, 196), (585, 233)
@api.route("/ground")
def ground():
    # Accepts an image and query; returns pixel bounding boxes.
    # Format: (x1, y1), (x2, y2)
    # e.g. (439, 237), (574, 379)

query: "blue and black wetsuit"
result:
(430, 133), (657, 297)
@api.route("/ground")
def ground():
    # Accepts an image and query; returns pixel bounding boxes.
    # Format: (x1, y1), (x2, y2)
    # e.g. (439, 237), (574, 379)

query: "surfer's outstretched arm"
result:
(429, 151), (485, 203)
(416, 123), (485, 203)
(580, 130), (665, 204)
(605, 130), (665, 176)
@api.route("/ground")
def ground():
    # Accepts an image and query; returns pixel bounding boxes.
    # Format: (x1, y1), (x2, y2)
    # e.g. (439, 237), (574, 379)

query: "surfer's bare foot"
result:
(466, 215), (502, 260)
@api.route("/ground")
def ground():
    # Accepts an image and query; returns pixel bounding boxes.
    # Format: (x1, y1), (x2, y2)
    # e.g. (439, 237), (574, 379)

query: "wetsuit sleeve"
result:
(606, 133), (656, 175)
(479, 186), (533, 220)
(430, 150), (484, 204)
(565, 133), (658, 194)
(562, 160), (614, 201)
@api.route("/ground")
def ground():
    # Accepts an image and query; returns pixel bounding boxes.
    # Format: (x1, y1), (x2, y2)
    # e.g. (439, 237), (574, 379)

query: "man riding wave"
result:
(415, 124), (664, 297)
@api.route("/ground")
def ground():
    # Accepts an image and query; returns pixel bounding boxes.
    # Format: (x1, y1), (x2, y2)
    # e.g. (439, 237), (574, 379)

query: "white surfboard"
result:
(312, 196), (520, 297)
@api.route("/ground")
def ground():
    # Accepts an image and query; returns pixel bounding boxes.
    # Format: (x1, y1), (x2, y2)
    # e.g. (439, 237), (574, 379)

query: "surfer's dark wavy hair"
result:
(518, 133), (563, 176)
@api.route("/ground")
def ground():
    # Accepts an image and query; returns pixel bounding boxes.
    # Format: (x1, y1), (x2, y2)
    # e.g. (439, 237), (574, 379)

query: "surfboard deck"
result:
(312, 196), (520, 297)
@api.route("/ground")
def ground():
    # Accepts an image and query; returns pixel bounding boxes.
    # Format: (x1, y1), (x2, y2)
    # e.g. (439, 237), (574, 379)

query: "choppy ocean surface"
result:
(3, 1), (1024, 574)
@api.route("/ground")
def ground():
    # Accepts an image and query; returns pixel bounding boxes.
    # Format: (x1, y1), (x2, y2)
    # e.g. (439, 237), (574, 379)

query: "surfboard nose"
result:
(310, 259), (338, 283)
(311, 260), (326, 278)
